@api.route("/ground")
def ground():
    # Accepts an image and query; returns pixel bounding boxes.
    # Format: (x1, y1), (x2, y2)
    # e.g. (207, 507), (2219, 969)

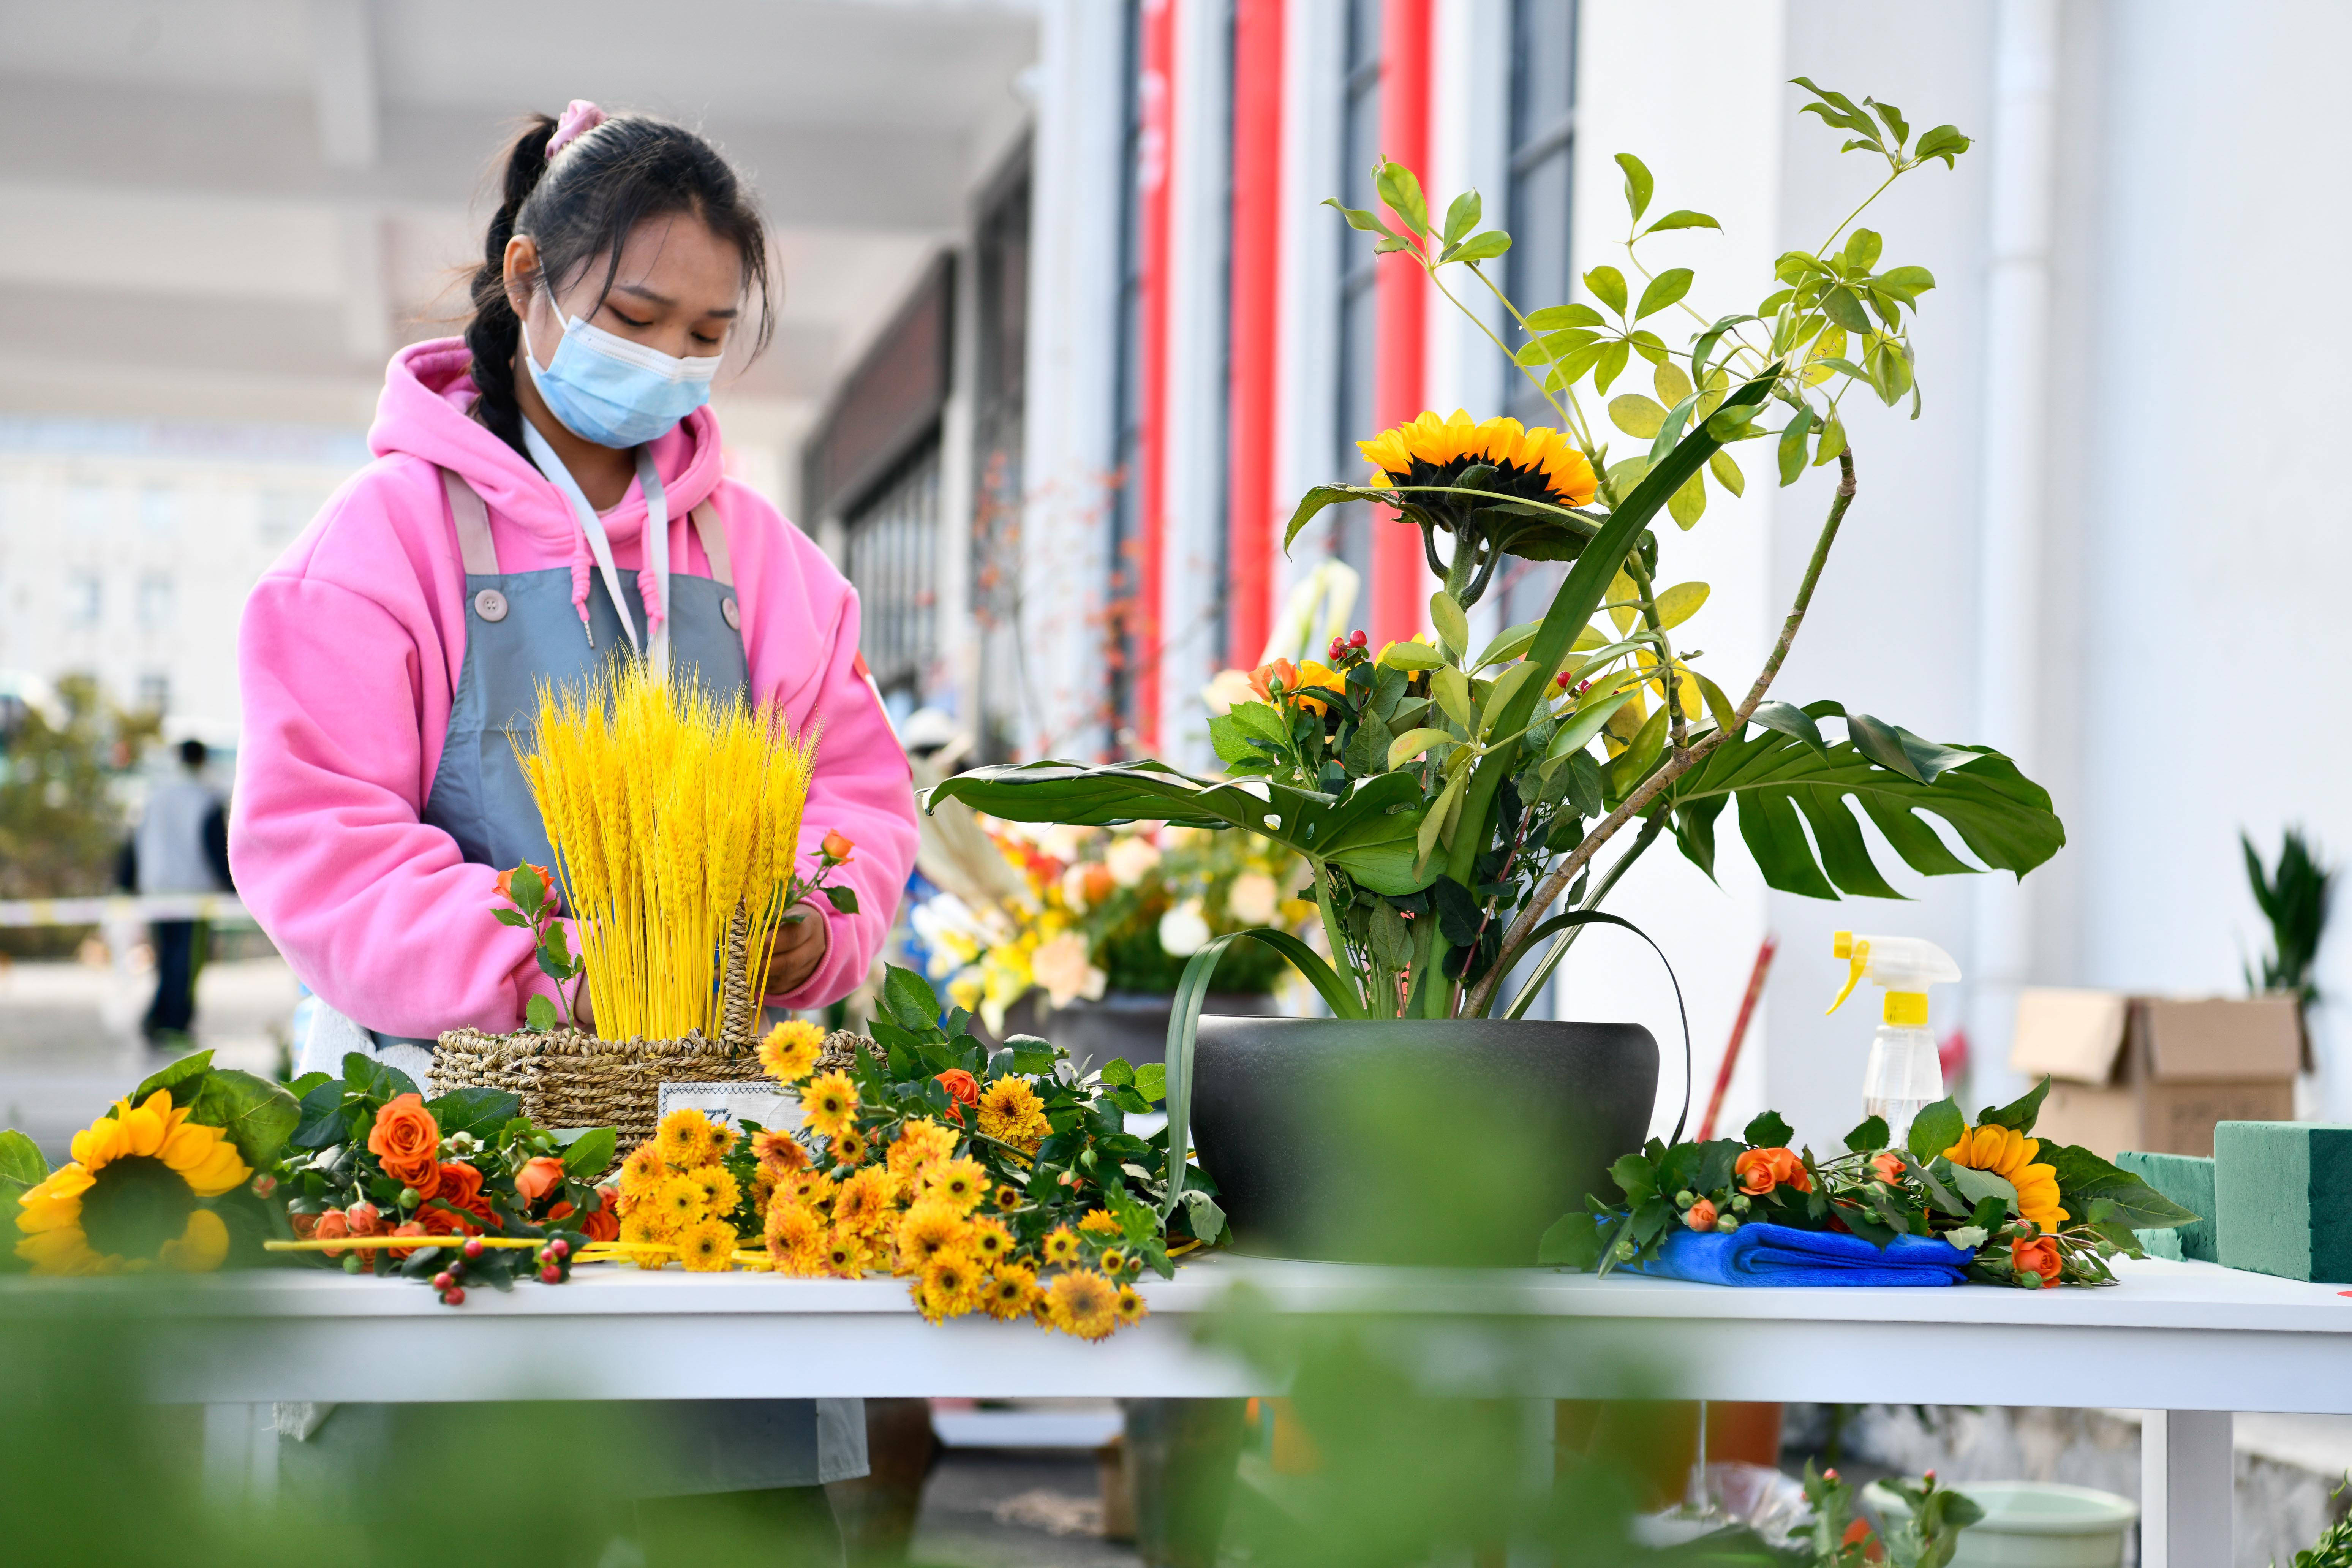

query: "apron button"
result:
(722, 596), (740, 631)
(473, 588), (509, 623)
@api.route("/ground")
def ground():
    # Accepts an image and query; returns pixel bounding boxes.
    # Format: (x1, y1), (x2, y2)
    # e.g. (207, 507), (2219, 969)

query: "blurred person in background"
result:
(229, 100), (916, 1564)
(120, 737), (231, 1043)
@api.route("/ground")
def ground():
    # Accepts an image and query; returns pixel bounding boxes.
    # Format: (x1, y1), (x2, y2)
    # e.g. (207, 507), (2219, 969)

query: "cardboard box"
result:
(2009, 989), (2303, 1158)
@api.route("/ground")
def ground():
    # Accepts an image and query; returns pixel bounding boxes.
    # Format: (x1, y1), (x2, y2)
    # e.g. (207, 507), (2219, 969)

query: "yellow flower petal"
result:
(119, 1100), (168, 1158)
(184, 1142), (251, 1198)
(161, 1208), (230, 1273)
(71, 1120), (123, 1169)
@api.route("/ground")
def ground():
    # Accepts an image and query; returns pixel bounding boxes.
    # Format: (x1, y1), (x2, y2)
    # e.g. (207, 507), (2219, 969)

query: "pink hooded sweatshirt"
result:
(232, 338), (916, 1038)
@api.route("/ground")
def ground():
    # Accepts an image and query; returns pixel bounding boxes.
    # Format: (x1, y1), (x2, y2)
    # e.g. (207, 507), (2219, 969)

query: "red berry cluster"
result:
(429, 1233), (574, 1307)
(1325, 628), (1372, 668)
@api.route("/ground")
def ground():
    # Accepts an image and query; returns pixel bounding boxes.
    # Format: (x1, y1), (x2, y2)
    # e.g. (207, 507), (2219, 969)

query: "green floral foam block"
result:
(2214, 1122), (2352, 1283)
(2115, 1150), (2216, 1262)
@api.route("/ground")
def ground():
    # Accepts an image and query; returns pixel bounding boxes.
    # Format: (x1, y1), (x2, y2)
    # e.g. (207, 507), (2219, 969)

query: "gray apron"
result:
(295, 459), (864, 1495)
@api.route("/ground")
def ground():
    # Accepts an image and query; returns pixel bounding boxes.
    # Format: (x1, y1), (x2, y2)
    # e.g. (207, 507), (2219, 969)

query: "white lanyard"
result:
(522, 422), (672, 679)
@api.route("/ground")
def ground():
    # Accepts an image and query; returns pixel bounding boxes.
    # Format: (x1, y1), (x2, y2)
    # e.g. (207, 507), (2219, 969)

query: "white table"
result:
(11, 1253), (2344, 1564)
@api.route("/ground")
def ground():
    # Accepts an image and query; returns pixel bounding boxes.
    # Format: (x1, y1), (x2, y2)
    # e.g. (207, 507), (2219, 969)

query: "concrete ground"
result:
(909, 1449), (1143, 1568)
(0, 954), (297, 1160)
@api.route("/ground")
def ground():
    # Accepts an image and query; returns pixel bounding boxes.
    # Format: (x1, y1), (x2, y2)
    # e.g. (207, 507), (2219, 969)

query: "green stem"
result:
(1500, 812), (1666, 1018)
(1310, 866), (1365, 1016)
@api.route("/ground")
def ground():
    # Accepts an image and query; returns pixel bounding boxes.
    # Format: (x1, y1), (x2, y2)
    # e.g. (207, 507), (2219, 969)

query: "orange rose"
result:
(347, 1202), (384, 1236)
(1080, 863), (1117, 906)
(1735, 1146), (1812, 1197)
(290, 1211), (320, 1241)
(585, 1187), (621, 1242)
(433, 1161), (494, 1231)
(496, 863), (554, 903)
(1871, 1152), (1906, 1185)
(314, 1208), (352, 1259)
(2010, 1233), (2062, 1288)
(1683, 1197), (1718, 1232)
(514, 1155), (566, 1206)
(386, 1154), (441, 1200)
(936, 1069), (980, 1107)
(1248, 658), (1299, 703)
(821, 830), (856, 863)
(368, 1093), (441, 1173)
(387, 1219), (432, 1259)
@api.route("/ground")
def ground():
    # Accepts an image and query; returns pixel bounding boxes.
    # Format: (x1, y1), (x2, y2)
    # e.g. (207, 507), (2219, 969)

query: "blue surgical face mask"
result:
(521, 288), (722, 449)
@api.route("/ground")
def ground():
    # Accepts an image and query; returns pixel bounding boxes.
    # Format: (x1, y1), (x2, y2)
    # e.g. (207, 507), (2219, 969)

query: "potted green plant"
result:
(929, 82), (2064, 1261)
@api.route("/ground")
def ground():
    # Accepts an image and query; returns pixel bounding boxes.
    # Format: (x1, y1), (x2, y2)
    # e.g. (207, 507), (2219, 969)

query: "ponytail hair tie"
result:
(548, 100), (605, 160)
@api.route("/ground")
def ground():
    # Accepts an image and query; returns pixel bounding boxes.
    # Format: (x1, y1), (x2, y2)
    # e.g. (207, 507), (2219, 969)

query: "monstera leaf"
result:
(925, 761), (1436, 895)
(1660, 700), (2063, 898)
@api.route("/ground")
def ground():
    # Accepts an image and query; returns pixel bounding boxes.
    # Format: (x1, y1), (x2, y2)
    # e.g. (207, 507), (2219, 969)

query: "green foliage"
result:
(2244, 825), (2331, 1004)
(0, 675), (164, 955)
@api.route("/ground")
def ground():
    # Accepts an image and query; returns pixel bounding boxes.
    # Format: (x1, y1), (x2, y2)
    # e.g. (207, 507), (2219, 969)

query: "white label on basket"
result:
(657, 1081), (801, 1134)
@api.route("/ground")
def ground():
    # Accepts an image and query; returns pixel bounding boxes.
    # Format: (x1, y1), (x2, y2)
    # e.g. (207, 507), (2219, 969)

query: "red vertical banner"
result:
(1133, 0), (1176, 752)
(1225, 0), (1285, 672)
(1370, 0), (1433, 650)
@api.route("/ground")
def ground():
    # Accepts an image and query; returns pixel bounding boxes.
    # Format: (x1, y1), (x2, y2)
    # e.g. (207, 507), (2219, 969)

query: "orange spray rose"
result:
(1683, 1198), (1719, 1232)
(2010, 1233), (2063, 1288)
(313, 1209), (351, 1259)
(514, 1155), (566, 1206)
(935, 1069), (980, 1108)
(1735, 1147), (1812, 1196)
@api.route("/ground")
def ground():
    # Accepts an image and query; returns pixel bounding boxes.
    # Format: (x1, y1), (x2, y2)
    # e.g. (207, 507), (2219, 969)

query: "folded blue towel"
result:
(1628, 1220), (1974, 1287)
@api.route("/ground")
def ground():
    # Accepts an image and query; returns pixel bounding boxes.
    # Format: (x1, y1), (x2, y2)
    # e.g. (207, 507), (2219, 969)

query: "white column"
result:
(1273, 0), (1345, 598)
(1967, 0), (2061, 1111)
(1158, 0), (1237, 768)
(1021, 0), (1130, 758)
(2140, 1409), (2233, 1568)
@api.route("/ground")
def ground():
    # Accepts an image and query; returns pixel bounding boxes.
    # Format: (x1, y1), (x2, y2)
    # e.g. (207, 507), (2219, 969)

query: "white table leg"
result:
(2141, 1409), (2232, 1568)
(201, 1403), (277, 1508)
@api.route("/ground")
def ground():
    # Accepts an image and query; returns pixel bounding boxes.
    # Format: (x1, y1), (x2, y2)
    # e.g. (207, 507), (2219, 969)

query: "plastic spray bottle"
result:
(1826, 931), (1961, 1149)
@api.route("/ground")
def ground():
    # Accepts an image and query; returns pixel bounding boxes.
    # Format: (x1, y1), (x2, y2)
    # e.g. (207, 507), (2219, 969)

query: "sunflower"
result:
(887, 1117), (959, 1182)
(830, 1126), (869, 1168)
(820, 1229), (871, 1279)
(654, 1109), (714, 1169)
(914, 1252), (983, 1323)
(983, 1264), (1041, 1321)
(618, 1144), (669, 1199)
(1113, 1284), (1148, 1328)
(1078, 1208), (1122, 1236)
(678, 1217), (738, 1272)
(966, 1216), (1013, 1266)
(1044, 1269), (1120, 1341)
(16, 1091), (248, 1275)
(895, 1200), (971, 1269)
(764, 1198), (826, 1276)
(977, 1080), (1051, 1155)
(1039, 1224), (1081, 1266)
(689, 1164), (741, 1219)
(833, 1165), (902, 1236)
(1944, 1124), (2069, 1233)
(1358, 408), (1597, 509)
(925, 1157), (988, 1215)
(759, 1019), (827, 1084)
(801, 1071), (859, 1139)
(651, 1171), (707, 1231)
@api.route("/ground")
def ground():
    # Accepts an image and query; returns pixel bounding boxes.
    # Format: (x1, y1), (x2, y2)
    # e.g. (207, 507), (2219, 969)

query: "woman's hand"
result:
(764, 901), (828, 999)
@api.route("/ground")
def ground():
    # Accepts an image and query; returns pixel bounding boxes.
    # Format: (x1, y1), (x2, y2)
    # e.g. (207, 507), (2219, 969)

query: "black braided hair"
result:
(464, 111), (777, 454)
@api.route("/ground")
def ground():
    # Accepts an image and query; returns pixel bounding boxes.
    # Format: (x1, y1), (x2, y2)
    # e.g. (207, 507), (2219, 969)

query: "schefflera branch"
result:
(1465, 450), (1859, 1016)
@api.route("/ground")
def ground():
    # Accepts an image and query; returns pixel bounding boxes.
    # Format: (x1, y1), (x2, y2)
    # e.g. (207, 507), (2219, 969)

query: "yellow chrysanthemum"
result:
(925, 1157), (988, 1215)
(1944, 1124), (2070, 1233)
(1040, 1224), (1081, 1266)
(887, 1118), (959, 1182)
(1113, 1283), (1148, 1328)
(966, 1216), (1013, 1266)
(977, 1079), (1051, 1155)
(759, 1019), (826, 1084)
(1044, 1269), (1120, 1341)
(983, 1263), (1041, 1321)
(1078, 1208), (1122, 1236)
(895, 1199), (971, 1270)
(993, 1183), (1026, 1211)
(754, 1128), (810, 1174)
(690, 1164), (741, 1219)
(914, 1251), (984, 1323)
(655, 1109), (715, 1170)
(620, 1208), (673, 1268)
(678, 1217), (738, 1272)
(764, 1197), (826, 1276)
(1356, 408), (1598, 509)
(618, 1144), (669, 1199)
(833, 1165), (903, 1236)
(700, 1119), (738, 1163)
(652, 1171), (706, 1230)
(16, 1090), (249, 1276)
(830, 1126), (869, 1167)
(801, 1071), (859, 1139)
(820, 1228), (871, 1279)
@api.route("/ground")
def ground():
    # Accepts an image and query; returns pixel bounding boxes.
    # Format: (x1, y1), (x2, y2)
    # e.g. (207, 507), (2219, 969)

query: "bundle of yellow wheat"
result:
(517, 664), (816, 1042)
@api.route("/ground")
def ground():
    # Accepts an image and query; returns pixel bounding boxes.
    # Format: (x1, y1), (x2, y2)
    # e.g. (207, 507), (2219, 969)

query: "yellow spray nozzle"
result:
(1826, 936), (1870, 1015)
(1832, 930), (1854, 959)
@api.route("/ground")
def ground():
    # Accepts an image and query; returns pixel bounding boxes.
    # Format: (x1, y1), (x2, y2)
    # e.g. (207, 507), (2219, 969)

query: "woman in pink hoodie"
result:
(233, 102), (912, 1553)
